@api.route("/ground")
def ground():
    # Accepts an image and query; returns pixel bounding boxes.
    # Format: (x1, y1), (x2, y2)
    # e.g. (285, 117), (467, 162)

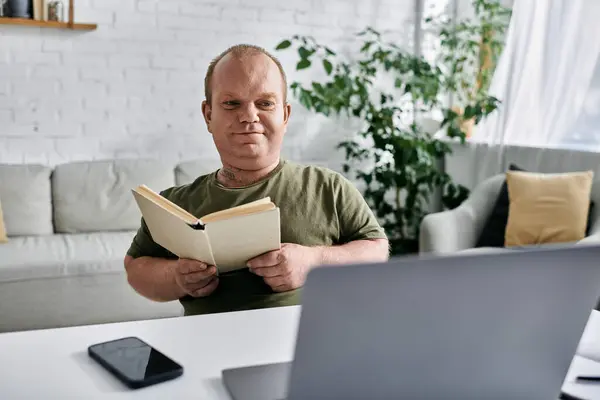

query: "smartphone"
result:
(88, 336), (184, 389)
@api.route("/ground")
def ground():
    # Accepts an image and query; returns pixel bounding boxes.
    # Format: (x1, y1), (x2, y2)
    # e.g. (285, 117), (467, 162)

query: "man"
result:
(124, 44), (389, 316)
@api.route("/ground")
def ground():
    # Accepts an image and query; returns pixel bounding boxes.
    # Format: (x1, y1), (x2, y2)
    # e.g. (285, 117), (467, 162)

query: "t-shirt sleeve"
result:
(126, 217), (177, 259)
(126, 189), (178, 260)
(334, 173), (388, 243)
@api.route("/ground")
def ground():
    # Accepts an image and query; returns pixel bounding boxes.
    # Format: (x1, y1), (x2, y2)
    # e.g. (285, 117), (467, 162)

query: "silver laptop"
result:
(222, 245), (600, 400)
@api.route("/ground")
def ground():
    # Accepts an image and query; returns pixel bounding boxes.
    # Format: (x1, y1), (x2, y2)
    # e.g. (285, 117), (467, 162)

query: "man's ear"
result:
(283, 102), (292, 125)
(201, 100), (212, 133)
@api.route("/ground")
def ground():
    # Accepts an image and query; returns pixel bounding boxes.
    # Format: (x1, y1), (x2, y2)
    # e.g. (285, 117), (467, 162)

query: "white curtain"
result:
(471, 0), (600, 149)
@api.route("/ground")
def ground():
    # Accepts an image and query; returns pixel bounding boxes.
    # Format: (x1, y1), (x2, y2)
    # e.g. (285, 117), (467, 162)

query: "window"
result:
(558, 56), (600, 151)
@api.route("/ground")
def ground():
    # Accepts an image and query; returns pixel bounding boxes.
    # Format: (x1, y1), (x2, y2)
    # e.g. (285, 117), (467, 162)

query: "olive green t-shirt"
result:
(127, 159), (387, 315)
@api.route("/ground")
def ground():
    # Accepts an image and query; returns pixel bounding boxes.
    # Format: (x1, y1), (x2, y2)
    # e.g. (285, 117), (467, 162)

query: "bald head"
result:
(204, 44), (288, 106)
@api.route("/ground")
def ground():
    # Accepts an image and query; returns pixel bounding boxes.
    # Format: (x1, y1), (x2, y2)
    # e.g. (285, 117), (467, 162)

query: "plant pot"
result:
(451, 106), (475, 138)
(7, 0), (30, 18)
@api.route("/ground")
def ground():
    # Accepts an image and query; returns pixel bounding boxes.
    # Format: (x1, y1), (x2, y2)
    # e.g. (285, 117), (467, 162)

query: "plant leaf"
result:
(275, 40), (292, 50)
(298, 46), (312, 59)
(463, 105), (477, 120)
(311, 82), (325, 94)
(297, 59), (311, 70)
(323, 59), (333, 75)
(360, 41), (374, 52)
(299, 89), (313, 109)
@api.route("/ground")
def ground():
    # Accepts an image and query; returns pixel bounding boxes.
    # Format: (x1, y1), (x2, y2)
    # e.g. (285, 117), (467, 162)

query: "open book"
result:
(131, 185), (281, 274)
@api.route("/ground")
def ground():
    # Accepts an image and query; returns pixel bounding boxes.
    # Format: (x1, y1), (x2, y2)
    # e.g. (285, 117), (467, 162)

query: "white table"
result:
(562, 310), (600, 399)
(2, 306), (600, 399)
(0, 306), (301, 399)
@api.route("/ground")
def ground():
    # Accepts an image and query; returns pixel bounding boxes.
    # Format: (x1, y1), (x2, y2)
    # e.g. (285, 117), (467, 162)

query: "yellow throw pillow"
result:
(0, 200), (7, 243)
(505, 170), (594, 247)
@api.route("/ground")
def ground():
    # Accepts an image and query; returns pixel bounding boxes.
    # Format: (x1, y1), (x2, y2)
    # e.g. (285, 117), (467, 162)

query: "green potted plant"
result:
(275, 0), (511, 254)
(427, 0), (512, 138)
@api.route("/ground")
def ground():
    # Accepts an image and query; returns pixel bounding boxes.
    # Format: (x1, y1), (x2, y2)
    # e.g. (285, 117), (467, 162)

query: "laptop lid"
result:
(286, 245), (600, 400)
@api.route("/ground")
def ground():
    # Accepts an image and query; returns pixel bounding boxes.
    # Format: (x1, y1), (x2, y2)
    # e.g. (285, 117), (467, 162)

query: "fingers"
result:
(189, 277), (219, 297)
(250, 265), (284, 278)
(247, 250), (281, 269)
(177, 258), (209, 274)
(272, 284), (290, 293)
(183, 266), (217, 284)
(264, 275), (289, 289)
(174, 259), (219, 298)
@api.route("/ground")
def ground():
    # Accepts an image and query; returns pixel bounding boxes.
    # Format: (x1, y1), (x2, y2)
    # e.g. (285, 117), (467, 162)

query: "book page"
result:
(134, 185), (200, 226)
(132, 190), (216, 266)
(205, 208), (281, 273)
(200, 197), (274, 224)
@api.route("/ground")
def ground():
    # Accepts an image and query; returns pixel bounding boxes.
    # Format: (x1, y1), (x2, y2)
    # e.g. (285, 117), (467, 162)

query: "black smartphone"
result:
(88, 336), (184, 389)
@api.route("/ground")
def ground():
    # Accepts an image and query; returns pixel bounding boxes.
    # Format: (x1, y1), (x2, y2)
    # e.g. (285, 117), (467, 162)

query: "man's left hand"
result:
(247, 243), (321, 292)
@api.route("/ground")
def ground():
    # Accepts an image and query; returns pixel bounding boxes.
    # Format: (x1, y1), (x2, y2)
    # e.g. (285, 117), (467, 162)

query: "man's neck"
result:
(217, 159), (280, 188)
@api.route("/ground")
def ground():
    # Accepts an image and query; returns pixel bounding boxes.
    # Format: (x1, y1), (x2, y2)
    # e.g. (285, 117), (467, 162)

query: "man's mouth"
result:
(233, 132), (263, 144)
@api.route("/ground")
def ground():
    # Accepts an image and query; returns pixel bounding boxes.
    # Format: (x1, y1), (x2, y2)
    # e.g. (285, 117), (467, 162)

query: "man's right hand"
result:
(174, 259), (219, 298)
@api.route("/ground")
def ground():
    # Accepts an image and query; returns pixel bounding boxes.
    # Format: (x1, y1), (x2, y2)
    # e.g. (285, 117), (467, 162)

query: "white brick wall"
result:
(0, 0), (416, 167)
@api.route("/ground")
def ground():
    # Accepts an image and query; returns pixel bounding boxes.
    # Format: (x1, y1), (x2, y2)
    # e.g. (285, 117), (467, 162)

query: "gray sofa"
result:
(419, 173), (600, 254)
(420, 141), (600, 254)
(0, 158), (221, 333)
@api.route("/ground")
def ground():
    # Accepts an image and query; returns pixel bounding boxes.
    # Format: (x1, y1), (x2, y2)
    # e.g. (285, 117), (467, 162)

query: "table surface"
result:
(2, 305), (600, 399)
(0, 306), (301, 399)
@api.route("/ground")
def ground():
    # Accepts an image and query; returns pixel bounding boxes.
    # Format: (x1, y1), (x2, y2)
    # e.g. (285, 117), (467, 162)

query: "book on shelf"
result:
(33, 0), (44, 21)
(131, 185), (281, 274)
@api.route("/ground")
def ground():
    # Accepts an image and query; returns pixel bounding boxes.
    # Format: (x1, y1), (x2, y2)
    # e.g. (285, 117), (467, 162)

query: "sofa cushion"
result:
(175, 159), (221, 186)
(505, 170), (594, 247)
(0, 231), (136, 282)
(475, 164), (524, 248)
(52, 159), (176, 233)
(0, 164), (53, 236)
(476, 164), (595, 248)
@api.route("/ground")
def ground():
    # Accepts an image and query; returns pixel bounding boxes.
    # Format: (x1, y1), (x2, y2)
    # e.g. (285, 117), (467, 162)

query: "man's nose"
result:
(238, 103), (260, 123)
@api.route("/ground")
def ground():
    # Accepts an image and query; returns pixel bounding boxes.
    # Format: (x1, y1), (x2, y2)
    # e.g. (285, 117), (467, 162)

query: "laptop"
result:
(222, 244), (600, 400)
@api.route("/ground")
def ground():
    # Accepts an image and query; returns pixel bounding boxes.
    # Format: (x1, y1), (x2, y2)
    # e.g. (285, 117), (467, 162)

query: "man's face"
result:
(202, 53), (291, 171)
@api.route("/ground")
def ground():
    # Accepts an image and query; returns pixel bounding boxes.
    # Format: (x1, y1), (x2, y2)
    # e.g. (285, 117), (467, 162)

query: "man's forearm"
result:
(124, 256), (185, 302)
(314, 238), (390, 267)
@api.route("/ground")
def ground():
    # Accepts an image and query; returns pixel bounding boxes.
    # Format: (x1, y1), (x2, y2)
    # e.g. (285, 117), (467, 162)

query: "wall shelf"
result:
(0, 17), (96, 31)
(0, 1), (96, 31)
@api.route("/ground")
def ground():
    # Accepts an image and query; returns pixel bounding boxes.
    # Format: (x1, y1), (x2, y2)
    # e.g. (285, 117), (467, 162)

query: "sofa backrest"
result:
(0, 164), (53, 236)
(52, 159), (176, 233)
(445, 141), (600, 190)
(175, 159), (221, 186)
(0, 158), (348, 236)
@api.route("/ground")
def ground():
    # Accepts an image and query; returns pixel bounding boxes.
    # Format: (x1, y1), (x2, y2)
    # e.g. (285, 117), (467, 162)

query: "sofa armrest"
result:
(419, 174), (506, 254)
(576, 198), (600, 246)
(419, 206), (478, 254)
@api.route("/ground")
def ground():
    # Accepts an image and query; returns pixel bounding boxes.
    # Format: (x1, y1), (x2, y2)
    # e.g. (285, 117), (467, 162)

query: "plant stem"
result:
(396, 185), (403, 238)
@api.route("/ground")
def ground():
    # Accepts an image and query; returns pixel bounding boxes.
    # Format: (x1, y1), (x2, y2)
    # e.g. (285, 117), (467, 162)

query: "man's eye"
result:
(223, 101), (239, 107)
(260, 101), (274, 107)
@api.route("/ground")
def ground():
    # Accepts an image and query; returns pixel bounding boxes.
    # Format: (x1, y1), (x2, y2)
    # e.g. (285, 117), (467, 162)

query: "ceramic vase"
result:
(7, 0), (29, 18)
